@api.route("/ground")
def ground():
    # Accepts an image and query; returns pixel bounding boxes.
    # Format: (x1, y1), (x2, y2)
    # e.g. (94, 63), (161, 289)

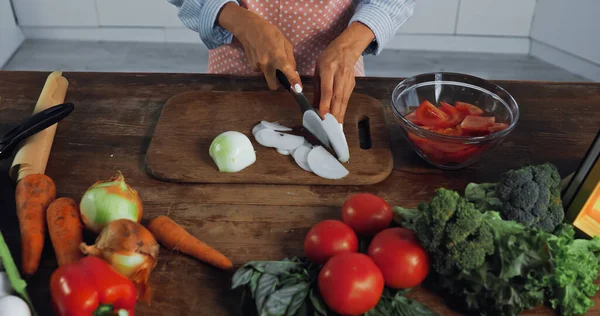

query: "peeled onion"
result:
(322, 113), (350, 163)
(307, 146), (349, 179)
(209, 131), (256, 173)
(254, 129), (305, 151)
(302, 111), (330, 148)
(80, 171), (143, 233)
(80, 219), (159, 303)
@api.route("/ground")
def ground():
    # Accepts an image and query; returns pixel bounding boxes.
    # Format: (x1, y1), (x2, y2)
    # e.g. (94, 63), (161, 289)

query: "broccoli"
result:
(395, 188), (495, 275)
(464, 162), (564, 232)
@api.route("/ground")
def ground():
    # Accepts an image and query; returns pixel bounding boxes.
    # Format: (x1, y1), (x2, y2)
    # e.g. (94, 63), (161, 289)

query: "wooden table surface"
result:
(0, 71), (599, 316)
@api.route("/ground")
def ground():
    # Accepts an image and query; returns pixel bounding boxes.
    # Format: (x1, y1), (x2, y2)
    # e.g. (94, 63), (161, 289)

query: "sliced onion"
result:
(307, 146), (349, 180)
(277, 149), (291, 155)
(261, 121), (292, 132)
(322, 113), (350, 163)
(302, 111), (330, 148)
(252, 123), (267, 136)
(254, 129), (305, 151)
(292, 144), (313, 172)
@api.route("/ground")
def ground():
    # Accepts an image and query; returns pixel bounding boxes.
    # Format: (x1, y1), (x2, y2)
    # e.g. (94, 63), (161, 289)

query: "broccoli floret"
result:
(464, 163), (564, 232)
(394, 188), (495, 275)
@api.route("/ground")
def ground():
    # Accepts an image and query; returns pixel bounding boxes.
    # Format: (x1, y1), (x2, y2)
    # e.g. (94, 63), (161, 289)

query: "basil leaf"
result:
(309, 288), (328, 316)
(244, 260), (304, 275)
(285, 282), (310, 316)
(256, 274), (279, 312)
(260, 282), (310, 316)
(250, 272), (261, 295)
(365, 289), (438, 316)
(233, 267), (256, 289)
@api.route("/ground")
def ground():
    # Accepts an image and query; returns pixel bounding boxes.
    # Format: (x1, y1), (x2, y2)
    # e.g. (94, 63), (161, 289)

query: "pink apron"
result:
(208, 0), (365, 77)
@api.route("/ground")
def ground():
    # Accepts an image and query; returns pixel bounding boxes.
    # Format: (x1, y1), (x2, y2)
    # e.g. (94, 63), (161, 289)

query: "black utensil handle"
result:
(275, 69), (292, 92)
(0, 103), (75, 160)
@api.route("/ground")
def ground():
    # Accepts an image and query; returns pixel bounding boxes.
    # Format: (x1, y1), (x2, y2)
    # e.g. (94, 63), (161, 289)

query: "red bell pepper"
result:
(50, 256), (137, 316)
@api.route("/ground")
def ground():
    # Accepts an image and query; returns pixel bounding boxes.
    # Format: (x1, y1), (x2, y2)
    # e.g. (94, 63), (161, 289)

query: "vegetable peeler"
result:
(0, 103), (75, 160)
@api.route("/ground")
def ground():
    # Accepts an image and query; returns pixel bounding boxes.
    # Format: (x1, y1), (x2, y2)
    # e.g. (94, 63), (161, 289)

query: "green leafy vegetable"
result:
(464, 162), (564, 232)
(394, 188), (600, 316)
(365, 289), (439, 316)
(231, 257), (437, 316)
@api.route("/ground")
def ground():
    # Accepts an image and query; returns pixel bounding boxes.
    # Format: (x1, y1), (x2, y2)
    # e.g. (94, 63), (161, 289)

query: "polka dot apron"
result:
(208, 0), (365, 76)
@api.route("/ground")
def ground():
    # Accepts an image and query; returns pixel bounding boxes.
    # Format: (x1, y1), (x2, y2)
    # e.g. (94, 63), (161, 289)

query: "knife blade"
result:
(0, 102), (75, 160)
(275, 70), (334, 154)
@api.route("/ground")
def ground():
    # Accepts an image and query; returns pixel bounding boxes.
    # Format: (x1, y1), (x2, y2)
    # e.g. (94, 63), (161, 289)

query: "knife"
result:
(0, 103), (75, 160)
(275, 70), (333, 151)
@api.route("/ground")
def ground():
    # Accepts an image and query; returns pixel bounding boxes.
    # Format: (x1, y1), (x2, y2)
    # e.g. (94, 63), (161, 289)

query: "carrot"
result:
(15, 173), (56, 275)
(147, 215), (233, 270)
(47, 197), (84, 266)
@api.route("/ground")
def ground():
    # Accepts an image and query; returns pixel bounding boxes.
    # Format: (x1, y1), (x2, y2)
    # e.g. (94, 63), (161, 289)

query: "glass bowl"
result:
(391, 72), (519, 170)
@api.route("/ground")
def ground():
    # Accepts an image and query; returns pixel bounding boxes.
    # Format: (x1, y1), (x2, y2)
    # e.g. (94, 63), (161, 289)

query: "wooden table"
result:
(0, 71), (599, 315)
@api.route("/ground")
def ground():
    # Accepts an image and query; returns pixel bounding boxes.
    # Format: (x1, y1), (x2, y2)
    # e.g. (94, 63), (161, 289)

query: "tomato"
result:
(318, 252), (384, 315)
(488, 122), (509, 133)
(455, 101), (484, 116)
(415, 100), (449, 127)
(342, 193), (393, 236)
(431, 126), (464, 137)
(460, 115), (495, 133)
(439, 101), (465, 127)
(404, 111), (421, 125)
(368, 228), (430, 289)
(443, 145), (481, 163)
(304, 220), (358, 264)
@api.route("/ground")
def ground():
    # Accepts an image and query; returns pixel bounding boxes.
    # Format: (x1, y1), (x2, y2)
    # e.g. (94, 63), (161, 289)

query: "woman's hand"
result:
(314, 22), (375, 123)
(218, 3), (301, 91)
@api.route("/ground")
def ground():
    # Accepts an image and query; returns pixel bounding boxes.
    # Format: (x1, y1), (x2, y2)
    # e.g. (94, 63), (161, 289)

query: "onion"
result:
(254, 129), (305, 151)
(80, 171), (143, 233)
(80, 219), (159, 303)
(322, 113), (350, 163)
(307, 146), (349, 179)
(260, 121), (292, 132)
(0, 295), (30, 316)
(209, 131), (256, 173)
(0, 273), (11, 298)
(277, 149), (291, 155)
(292, 144), (313, 172)
(302, 110), (330, 148)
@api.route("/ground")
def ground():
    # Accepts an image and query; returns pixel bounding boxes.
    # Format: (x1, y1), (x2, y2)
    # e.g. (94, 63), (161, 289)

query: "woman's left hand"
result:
(314, 22), (375, 123)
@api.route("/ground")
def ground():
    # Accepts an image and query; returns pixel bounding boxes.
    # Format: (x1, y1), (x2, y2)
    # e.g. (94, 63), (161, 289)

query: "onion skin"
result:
(80, 171), (143, 233)
(80, 219), (159, 304)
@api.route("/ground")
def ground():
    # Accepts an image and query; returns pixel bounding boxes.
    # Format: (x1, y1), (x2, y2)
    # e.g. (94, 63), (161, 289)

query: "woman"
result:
(168, 0), (416, 122)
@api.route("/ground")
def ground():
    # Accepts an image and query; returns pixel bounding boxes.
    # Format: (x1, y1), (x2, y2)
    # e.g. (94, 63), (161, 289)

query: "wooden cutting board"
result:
(145, 91), (393, 185)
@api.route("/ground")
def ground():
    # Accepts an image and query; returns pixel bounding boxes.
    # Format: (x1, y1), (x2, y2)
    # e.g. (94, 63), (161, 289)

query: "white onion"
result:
(209, 131), (256, 173)
(292, 144), (313, 172)
(307, 146), (349, 179)
(302, 111), (330, 148)
(322, 113), (350, 163)
(260, 121), (292, 131)
(254, 129), (305, 151)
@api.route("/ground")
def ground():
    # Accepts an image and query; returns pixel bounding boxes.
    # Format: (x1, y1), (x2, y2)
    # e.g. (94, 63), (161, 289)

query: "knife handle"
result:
(276, 69), (314, 114)
(0, 103), (75, 160)
(275, 69), (292, 92)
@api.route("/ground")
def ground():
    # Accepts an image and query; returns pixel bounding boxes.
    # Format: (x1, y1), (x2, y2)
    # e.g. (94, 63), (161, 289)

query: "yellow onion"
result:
(80, 171), (143, 233)
(80, 219), (159, 303)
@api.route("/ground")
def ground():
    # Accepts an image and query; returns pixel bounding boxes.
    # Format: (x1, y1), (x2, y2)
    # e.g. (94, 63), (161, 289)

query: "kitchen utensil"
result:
(0, 103), (74, 160)
(275, 70), (332, 150)
(145, 91), (392, 185)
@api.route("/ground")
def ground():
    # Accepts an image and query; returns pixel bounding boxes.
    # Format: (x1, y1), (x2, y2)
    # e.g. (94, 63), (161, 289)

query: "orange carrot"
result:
(47, 197), (84, 266)
(15, 173), (56, 275)
(148, 215), (233, 270)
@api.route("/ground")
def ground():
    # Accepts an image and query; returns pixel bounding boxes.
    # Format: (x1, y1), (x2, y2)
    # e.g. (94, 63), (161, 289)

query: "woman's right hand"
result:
(218, 3), (301, 91)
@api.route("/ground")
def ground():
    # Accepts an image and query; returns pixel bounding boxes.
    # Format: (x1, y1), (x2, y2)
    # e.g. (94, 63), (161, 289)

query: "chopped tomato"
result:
(443, 145), (481, 163)
(488, 123), (509, 133)
(439, 102), (465, 127)
(415, 100), (450, 127)
(460, 115), (495, 133)
(431, 126), (464, 137)
(433, 142), (476, 154)
(455, 102), (484, 116)
(405, 111), (421, 125)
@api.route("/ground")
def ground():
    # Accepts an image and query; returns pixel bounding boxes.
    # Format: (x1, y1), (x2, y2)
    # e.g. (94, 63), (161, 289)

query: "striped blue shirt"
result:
(167, 0), (416, 55)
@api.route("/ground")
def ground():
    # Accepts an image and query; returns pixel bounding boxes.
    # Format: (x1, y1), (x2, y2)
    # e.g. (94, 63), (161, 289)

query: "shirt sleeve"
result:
(167, 0), (239, 49)
(349, 0), (417, 55)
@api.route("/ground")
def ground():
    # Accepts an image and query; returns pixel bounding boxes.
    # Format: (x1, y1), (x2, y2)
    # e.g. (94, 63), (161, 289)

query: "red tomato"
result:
(304, 220), (358, 264)
(318, 252), (384, 315)
(415, 100), (449, 127)
(489, 122), (509, 133)
(368, 228), (430, 289)
(430, 126), (465, 137)
(439, 102), (465, 127)
(460, 115), (496, 133)
(405, 111), (421, 125)
(443, 145), (482, 163)
(455, 101), (484, 116)
(342, 193), (393, 236)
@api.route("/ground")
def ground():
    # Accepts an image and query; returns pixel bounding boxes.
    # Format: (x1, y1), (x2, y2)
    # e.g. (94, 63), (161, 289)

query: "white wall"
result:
(12, 0), (536, 54)
(530, 0), (600, 81)
(0, 0), (25, 67)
